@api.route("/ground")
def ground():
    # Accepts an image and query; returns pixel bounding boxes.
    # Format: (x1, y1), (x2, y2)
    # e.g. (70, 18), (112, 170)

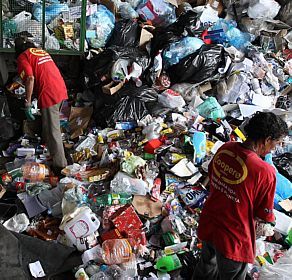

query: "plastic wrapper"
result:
(167, 45), (226, 84)
(121, 155), (146, 177)
(247, 0), (281, 20)
(107, 20), (141, 48)
(163, 37), (204, 68)
(45, 35), (60, 50)
(177, 185), (208, 208)
(110, 171), (149, 195)
(137, 0), (176, 27)
(86, 5), (115, 48)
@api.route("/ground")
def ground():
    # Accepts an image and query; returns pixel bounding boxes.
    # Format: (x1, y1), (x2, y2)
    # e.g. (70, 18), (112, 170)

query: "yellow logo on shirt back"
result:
(29, 48), (48, 57)
(213, 150), (248, 185)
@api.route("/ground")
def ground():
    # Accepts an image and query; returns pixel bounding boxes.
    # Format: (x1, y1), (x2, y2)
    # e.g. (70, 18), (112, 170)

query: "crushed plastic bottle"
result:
(21, 162), (49, 182)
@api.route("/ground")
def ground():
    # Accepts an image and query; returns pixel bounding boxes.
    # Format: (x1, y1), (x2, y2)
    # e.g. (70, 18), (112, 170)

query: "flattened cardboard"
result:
(102, 81), (124, 95)
(69, 106), (93, 139)
(132, 195), (162, 218)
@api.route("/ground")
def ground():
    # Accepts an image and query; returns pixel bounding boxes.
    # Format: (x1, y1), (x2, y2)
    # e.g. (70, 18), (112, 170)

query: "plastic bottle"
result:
(91, 193), (132, 207)
(21, 162), (49, 182)
(102, 239), (133, 265)
(90, 264), (125, 280)
(192, 131), (207, 165)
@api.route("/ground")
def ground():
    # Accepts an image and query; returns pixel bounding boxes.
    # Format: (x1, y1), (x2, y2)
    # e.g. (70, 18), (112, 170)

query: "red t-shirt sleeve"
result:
(254, 169), (276, 223)
(17, 55), (33, 82)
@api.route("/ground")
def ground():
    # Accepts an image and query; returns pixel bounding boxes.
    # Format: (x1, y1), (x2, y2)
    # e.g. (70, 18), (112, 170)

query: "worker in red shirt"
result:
(193, 112), (288, 280)
(15, 37), (68, 174)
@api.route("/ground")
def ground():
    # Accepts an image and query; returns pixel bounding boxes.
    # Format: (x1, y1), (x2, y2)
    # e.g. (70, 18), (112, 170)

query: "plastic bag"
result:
(45, 35), (60, 50)
(149, 10), (199, 58)
(168, 45), (226, 84)
(104, 84), (158, 126)
(163, 37), (204, 68)
(265, 153), (292, 208)
(119, 2), (139, 19)
(158, 89), (186, 109)
(137, 0), (176, 27)
(3, 19), (17, 37)
(259, 248), (292, 280)
(83, 49), (115, 88)
(247, 0), (281, 20)
(107, 20), (141, 48)
(86, 5), (115, 48)
(211, 19), (252, 51)
(33, 3), (69, 24)
(196, 97), (225, 120)
(16, 19), (49, 40)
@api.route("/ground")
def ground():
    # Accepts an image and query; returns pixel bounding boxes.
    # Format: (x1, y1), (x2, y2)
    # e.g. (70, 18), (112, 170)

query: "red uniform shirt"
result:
(17, 48), (68, 109)
(198, 142), (276, 264)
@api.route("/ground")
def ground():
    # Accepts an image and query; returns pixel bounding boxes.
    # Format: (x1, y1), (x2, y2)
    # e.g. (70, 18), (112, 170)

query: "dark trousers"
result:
(193, 242), (248, 280)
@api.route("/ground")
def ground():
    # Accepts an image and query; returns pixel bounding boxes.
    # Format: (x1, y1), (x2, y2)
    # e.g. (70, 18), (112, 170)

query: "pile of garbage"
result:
(1, 0), (292, 279)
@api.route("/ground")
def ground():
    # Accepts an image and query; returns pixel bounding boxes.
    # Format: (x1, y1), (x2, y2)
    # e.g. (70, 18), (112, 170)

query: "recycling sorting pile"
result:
(0, 0), (292, 279)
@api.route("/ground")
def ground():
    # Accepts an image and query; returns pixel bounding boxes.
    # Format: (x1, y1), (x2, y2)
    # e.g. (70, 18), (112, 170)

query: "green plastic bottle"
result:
(155, 254), (182, 273)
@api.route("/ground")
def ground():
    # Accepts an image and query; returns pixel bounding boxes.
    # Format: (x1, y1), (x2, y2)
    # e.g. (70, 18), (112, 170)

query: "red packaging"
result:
(110, 204), (143, 235)
(144, 139), (163, 154)
(127, 229), (147, 246)
(151, 178), (161, 201)
(102, 205), (124, 230)
(101, 229), (123, 242)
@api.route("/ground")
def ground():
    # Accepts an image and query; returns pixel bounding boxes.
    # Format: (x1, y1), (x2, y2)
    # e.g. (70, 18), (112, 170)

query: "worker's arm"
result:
(25, 75), (35, 105)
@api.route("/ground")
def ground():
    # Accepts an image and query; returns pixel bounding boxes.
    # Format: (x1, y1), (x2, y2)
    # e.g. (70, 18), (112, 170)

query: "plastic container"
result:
(192, 131), (207, 164)
(63, 207), (100, 244)
(155, 254), (182, 273)
(21, 162), (49, 182)
(102, 239), (133, 265)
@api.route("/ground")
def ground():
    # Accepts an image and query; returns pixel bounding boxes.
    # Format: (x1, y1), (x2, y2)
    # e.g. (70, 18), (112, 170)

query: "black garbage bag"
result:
(0, 94), (15, 141)
(0, 224), (82, 279)
(83, 49), (115, 89)
(150, 11), (200, 57)
(109, 46), (150, 72)
(106, 19), (141, 48)
(102, 84), (158, 126)
(167, 45), (226, 84)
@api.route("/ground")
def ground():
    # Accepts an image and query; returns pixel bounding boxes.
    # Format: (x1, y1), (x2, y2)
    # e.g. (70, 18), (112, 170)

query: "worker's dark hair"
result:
(14, 37), (36, 58)
(245, 111), (288, 141)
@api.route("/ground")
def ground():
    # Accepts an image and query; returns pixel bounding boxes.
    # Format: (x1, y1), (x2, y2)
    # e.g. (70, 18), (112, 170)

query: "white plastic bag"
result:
(247, 0), (281, 20)
(45, 35), (60, 50)
(259, 248), (292, 280)
(158, 89), (186, 109)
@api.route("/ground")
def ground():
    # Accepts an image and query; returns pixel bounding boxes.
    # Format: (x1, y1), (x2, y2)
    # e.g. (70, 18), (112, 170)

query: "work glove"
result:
(24, 103), (35, 121)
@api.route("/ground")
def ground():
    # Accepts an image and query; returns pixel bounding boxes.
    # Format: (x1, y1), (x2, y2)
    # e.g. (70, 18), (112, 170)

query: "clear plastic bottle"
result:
(21, 162), (49, 182)
(102, 239), (133, 265)
(90, 265), (125, 280)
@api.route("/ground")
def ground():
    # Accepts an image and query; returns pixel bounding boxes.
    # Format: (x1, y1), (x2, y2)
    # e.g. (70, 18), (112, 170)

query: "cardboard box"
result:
(102, 81), (124, 95)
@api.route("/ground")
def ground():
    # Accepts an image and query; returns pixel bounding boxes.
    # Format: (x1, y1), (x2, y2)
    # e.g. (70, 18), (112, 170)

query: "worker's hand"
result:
(255, 218), (275, 238)
(24, 102), (35, 121)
